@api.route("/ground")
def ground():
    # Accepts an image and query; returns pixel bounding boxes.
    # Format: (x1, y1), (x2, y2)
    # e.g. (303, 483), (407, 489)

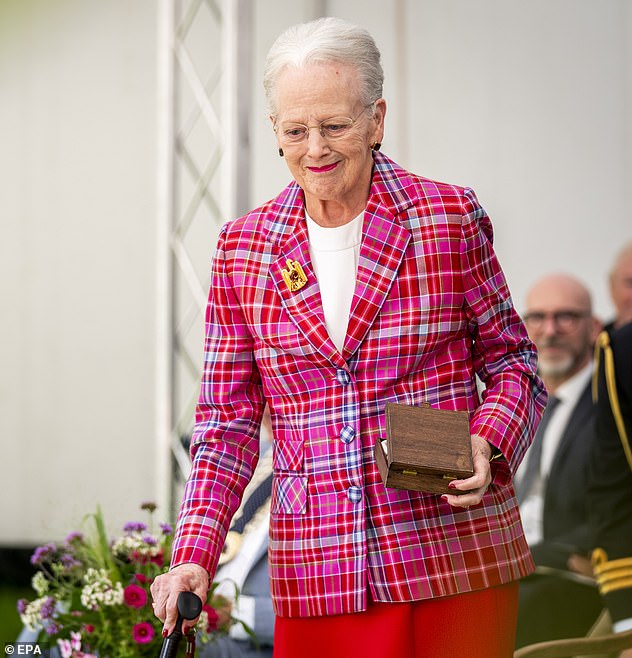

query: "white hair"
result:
(263, 17), (384, 116)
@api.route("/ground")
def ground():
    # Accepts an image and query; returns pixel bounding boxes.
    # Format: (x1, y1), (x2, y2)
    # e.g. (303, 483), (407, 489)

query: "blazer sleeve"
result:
(458, 188), (547, 482)
(170, 225), (266, 576)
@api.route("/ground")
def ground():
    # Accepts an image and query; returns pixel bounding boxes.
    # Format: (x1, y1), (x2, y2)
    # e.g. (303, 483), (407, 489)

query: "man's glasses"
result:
(523, 310), (590, 333)
(273, 105), (373, 147)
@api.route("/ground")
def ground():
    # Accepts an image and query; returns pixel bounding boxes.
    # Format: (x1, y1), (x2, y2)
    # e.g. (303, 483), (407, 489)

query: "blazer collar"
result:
(267, 153), (414, 367)
(263, 152), (418, 246)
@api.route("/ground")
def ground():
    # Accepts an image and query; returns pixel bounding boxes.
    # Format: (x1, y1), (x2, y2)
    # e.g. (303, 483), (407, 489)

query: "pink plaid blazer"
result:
(171, 152), (546, 618)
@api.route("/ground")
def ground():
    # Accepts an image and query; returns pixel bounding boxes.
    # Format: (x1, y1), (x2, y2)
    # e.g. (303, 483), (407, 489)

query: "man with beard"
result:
(515, 273), (604, 648)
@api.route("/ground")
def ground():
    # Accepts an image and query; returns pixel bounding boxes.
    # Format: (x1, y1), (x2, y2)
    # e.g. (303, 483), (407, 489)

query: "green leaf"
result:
(87, 505), (121, 582)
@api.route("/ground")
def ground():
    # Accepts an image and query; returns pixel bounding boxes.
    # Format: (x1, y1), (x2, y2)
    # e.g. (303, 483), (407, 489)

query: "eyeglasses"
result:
(273, 105), (373, 147)
(523, 310), (591, 333)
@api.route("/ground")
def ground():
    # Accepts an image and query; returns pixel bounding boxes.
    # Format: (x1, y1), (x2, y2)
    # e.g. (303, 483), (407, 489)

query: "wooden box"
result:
(374, 403), (473, 495)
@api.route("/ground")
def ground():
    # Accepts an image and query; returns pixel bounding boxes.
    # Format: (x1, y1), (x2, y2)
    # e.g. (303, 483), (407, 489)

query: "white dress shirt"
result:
(305, 212), (363, 353)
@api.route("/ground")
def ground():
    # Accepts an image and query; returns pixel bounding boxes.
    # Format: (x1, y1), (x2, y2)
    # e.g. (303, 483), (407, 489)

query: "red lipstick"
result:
(307, 162), (338, 173)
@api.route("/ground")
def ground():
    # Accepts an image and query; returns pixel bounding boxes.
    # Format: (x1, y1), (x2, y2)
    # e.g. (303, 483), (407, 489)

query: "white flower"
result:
(32, 571), (49, 596)
(19, 597), (49, 631)
(80, 568), (124, 610)
(197, 609), (209, 631)
(111, 533), (160, 558)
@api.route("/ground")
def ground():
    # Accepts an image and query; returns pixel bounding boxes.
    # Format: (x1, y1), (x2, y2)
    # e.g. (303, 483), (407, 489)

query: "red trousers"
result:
(274, 581), (519, 658)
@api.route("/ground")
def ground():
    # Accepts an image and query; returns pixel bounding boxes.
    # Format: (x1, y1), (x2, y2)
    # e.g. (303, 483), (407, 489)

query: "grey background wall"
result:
(1, 0), (630, 544)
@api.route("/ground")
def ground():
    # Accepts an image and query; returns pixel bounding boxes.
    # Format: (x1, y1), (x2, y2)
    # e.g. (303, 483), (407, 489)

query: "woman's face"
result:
(272, 61), (386, 221)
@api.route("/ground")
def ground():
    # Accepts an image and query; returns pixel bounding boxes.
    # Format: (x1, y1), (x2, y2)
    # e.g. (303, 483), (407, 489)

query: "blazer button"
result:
(340, 425), (356, 444)
(336, 368), (351, 385)
(347, 486), (362, 503)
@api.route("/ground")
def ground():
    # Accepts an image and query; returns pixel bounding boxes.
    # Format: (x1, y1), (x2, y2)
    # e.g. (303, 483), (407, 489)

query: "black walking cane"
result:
(158, 591), (203, 658)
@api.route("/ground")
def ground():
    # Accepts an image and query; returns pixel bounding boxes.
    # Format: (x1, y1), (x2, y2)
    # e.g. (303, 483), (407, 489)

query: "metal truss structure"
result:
(155, 0), (253, 517)
(154, 0), (332, 518)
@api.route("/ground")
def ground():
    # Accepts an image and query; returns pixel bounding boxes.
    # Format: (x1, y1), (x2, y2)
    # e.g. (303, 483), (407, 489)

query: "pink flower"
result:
(70, 631), (82, 650)
(203, 604), (220, 632)
(123, 583), (148, 609)
(130, 548), (164, 566)
(132, 621), (155, 644)
(150, 551), (165, 566)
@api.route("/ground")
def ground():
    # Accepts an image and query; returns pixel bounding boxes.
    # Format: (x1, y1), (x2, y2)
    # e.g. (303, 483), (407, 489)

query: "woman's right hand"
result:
(150, 563), (210, 636)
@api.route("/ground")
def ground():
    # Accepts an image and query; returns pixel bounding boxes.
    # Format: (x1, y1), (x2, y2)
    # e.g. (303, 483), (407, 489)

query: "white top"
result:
(517, 361), (594, 545)
(540, 363), (593, 479)
(305, 211), (363, 353)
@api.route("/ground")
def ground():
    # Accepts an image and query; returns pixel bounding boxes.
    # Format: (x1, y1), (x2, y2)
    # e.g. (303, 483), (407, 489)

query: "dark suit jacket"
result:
(514, 375), (604, 647)
(589, 322), (632, 623)
(530, 380), (598, 569)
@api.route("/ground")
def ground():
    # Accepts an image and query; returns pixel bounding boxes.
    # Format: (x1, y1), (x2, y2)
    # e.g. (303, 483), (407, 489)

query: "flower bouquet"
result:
(18, 503), (240, 657)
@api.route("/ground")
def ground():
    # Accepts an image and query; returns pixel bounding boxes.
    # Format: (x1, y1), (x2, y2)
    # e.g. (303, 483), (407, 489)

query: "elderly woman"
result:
(152, 17), (546, 658)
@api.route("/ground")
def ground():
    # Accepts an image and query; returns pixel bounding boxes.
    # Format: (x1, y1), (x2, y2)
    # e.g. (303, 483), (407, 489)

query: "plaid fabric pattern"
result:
(170, 152), (547, 618)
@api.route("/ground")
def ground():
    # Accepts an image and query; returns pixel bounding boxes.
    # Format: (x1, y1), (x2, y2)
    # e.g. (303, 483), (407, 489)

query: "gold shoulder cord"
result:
(591, 330), (632, 593)
(593, 330), (632, 472)
(592, 549), (632, 595)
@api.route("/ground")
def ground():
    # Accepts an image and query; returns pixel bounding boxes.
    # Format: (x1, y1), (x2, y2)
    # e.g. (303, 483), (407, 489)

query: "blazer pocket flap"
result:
(273, 439), (303, 471)
(271, 475), (308, 515)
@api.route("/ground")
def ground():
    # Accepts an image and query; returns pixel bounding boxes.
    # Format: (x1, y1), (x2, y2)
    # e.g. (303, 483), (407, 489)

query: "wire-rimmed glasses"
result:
(273, 105), (373, 147)
(523, 310), (591, 333)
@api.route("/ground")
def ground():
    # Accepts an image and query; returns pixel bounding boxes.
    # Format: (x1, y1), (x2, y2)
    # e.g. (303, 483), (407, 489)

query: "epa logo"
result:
(5, 645), (42, 655)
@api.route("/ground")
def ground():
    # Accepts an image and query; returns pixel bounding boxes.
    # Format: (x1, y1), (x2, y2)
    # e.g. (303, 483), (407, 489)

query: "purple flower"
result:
(160, 523), (173, 535)
(44, 621), (61, 635)
(40, 596), (56, 620)
(123, 521), (147, 533)
(60, 553), (80, 569)
(64, 531), (84, 544)
(142, 535), (157, 546)
(31, 543), (57, 565)
(132, 621), (155, 644)
(17, 599), (28, 615)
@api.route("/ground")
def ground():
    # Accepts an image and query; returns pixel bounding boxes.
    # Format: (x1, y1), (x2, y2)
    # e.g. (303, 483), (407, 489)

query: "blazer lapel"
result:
(550, 382), (593, 468)
(343, 202), (410, 359)
(267, 154), (416, 366)
(268, 203), (344, 367)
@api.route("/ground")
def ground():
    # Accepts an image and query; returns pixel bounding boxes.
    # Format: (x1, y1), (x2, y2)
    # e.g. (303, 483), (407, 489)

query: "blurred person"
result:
(515, 273), (604, 648)
(606, 242), (632, 332)
(585, 322), (632, 658)
(201, 410), (274, 658)
(151, 17), (545, 658)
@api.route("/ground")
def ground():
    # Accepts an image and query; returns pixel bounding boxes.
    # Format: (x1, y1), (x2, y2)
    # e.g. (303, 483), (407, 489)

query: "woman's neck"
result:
(305, 199), (364, 227)
(304, 161), (373, 227)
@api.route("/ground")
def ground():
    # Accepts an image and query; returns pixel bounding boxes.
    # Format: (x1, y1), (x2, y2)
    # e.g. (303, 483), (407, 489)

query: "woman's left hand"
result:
(442, 434), (493, 509)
